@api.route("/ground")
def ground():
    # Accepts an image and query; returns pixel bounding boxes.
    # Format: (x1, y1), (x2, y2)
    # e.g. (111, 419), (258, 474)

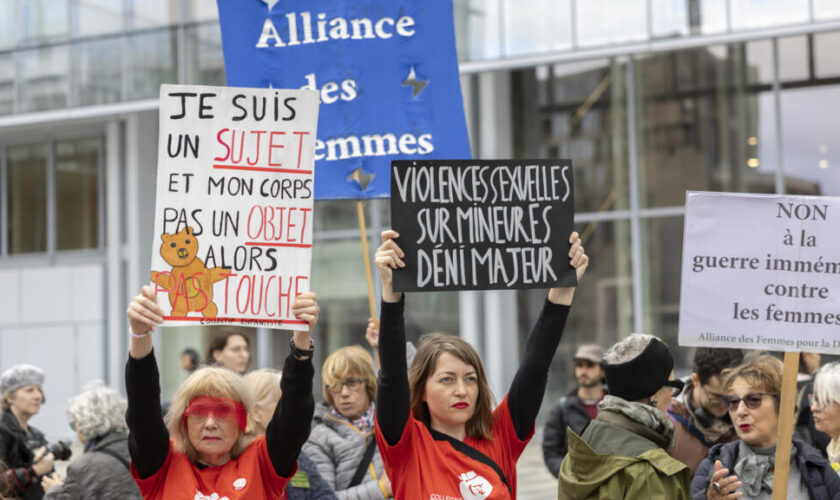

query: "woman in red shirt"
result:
(125, 285), (320, 500)
(373, 230), (588, 500)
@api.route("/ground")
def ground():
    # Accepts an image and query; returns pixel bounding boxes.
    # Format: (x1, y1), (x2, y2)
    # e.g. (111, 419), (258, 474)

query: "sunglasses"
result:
(725, 392), (778, 411)
(183, 395), (248, 432)
(326, 377), (364, 394)
(664, 379), (685, 397)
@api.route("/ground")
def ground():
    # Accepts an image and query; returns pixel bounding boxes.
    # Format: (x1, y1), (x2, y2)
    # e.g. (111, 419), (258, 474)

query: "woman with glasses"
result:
(558, 334), (692, 499)
(811, 362), (840, 473)
(693, 353), (840, 500)
(303, 345), (391, 499)
(124, 285), (320, 499)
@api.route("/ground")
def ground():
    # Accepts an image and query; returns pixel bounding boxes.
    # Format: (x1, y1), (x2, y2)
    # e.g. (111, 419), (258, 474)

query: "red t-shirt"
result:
(130, 436), (293, 500)
(375, 395), (532, 500)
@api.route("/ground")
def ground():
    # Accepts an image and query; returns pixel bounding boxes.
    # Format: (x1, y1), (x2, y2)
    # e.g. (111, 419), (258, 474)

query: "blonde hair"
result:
(409, 333), (495, 441)
(722, 351), (783, 412)
(166, 366), (256, 461)
(321, 346), (377, 408)
(245, 370), (282, 436)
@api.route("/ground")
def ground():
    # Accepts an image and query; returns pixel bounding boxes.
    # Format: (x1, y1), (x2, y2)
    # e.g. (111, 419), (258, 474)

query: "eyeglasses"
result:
(808, 393), (833, 411)
(664, 379), (685, 397)
(725, 392), (778, 411)
(326, 377), (364, 394)
(183, 395), (248, 432)
(700, 385), (729, 407)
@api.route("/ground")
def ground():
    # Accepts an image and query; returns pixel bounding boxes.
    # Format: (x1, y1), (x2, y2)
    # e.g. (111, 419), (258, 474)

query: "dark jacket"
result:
(43, 431), (141, 500)
(286, 451), (338, 500)
(691, 439), (840, 500)
(543, 389), (601, 477)
(0, 410), (49, 500)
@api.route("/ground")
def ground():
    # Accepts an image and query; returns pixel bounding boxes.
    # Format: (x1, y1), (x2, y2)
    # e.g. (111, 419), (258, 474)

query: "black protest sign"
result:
(390, 160), (575, 292)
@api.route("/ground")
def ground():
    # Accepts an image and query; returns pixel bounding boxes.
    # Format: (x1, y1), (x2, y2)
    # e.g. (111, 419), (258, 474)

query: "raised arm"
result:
(374, 230), (411, 446)
(265, 292), (318, 477)
(124, 285), (170, 478)
(507, 232), (588, 440)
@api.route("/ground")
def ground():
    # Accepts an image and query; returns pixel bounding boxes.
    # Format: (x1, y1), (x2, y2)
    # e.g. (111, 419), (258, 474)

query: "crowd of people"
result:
(0, 229), (839, 498)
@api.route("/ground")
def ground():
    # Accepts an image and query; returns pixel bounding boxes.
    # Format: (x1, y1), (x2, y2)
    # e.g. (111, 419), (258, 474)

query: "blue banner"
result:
(216, 0), (472, 200)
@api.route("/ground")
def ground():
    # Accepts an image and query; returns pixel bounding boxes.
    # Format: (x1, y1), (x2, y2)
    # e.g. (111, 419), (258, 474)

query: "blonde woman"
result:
(304, 346), (389, 499)
(125, 285), (320, 499)
(246, 370), (336, 500)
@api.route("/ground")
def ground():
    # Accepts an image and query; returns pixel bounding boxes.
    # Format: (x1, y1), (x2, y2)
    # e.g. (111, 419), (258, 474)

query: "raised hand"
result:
(548, 231), (590, 305)
(291, 292), (319, 355)
(374, 229), (404, 303)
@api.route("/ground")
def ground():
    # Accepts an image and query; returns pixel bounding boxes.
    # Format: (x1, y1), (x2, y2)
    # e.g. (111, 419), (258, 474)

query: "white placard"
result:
(150, 84), (320, 329)
(679, 192), (840, 353)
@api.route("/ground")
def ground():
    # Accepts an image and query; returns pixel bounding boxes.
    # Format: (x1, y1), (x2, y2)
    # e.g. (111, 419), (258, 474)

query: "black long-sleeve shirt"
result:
(125, 348), (314, 478)
(376, 296), (570, 445)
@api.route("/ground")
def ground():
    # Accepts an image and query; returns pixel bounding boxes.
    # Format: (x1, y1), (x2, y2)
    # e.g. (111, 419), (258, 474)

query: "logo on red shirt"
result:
(458, 471), (493, 500)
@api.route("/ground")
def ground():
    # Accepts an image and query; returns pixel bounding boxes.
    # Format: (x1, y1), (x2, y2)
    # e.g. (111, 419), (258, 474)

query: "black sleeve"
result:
(507, 300), (570, 440)
(541, 401), (569, 478)
(1, 467), (38, 496)
(375, 298), (411, 446)
(125, 350), (170, 479)
(265, 350), (315, 477)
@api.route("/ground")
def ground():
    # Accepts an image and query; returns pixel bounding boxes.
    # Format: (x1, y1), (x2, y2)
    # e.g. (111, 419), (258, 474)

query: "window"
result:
(7, 144), (48, 254)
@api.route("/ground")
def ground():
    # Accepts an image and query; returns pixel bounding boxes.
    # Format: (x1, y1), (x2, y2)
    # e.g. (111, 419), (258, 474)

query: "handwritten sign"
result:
(679, 192), (840, 353)
(390, 160), (576, 292)
(150, 83), (320, 329)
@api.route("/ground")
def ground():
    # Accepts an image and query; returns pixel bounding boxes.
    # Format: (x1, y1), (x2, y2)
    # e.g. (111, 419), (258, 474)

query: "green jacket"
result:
(558, 413), (691, 500)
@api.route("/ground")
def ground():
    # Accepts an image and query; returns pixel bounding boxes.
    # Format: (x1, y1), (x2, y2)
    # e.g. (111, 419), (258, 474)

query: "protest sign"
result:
(390, 160), (576, 292)
(679, 191), (840, 353)
(215, 0), (471, 200)
(150, 84), (319, 329)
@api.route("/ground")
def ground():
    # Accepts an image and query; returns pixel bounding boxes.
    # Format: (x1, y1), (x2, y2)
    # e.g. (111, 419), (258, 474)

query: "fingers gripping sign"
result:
(547, 231), (589, 306)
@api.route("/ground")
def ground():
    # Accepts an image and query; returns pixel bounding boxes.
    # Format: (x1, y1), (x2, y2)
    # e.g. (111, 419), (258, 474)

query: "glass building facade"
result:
(0, 0), (839, 438)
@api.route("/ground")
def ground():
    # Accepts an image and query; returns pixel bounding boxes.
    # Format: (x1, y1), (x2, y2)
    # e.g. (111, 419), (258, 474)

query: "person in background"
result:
(246, 370), (337, 500)
(811, 362), (840, 472)
(542, 343), (607, 478)
(0, 364), (70, 500)
(693, 353), (840, 500)
(304, 346), (391, 499)
(558, 334), (691, 499)
(796, 352), (831, 457)
(125, 285), (319, 499)
(180, 348), (200, 374)
(668, 347), (743, 474)
(39, 382), (141, 499)
(207, 331), (251, 374)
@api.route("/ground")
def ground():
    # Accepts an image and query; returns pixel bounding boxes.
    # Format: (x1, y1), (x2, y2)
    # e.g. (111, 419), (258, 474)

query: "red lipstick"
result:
(452, 402), (469, 409)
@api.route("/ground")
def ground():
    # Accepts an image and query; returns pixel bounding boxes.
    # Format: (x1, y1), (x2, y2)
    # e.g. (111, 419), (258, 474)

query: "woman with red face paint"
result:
(124, 285), (320, 500)
(373, 230), (588, 500)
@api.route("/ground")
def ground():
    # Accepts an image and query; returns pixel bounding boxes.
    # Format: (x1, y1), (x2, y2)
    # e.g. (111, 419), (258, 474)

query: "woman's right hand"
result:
(374, 230), (404, 303)
(31, 448), (54, 477)
(707, 460), (743, 499)
(126, 285), (164, 358)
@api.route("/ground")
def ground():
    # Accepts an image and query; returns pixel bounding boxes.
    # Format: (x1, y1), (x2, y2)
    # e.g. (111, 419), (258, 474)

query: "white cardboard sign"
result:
(150, 84), (320, 329)
(679, 191), (840, 353)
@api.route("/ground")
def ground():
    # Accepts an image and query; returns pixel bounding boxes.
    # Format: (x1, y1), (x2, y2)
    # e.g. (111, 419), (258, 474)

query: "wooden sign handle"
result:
(356, 200), (381, 368)
(771, 351), (800, 500)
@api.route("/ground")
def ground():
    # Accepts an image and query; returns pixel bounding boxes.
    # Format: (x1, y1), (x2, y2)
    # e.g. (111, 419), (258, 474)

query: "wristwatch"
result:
(289, 338), (314, 359)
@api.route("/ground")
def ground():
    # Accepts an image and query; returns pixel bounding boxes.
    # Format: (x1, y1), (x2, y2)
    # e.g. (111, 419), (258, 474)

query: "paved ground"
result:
(516, 439), (558, 500)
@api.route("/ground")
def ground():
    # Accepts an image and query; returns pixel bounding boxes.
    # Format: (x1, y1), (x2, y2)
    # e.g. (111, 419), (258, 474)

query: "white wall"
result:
(0, 264), (105, 440)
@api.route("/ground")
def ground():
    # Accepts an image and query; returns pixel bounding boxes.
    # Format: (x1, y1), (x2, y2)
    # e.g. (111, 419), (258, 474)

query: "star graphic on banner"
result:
(347, 167), (375, 191)
(261, 0), (280, 10)
(402, 66), (429, 97)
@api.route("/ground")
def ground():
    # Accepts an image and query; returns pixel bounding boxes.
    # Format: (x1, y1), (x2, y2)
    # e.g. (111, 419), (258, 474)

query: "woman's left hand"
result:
(291, 292), (319, 352)
(40, 472), (62, 492)
(548, 231), (589, 305)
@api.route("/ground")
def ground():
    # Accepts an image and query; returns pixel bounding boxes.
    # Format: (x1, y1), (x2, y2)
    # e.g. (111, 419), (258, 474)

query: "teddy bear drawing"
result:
(151, 226), (229, 317)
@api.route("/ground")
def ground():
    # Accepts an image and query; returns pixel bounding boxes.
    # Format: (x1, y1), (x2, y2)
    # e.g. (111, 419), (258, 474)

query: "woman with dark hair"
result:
(207, 332), (250, 374)
(693, 353), (840, 500)
(373, 229), (587, 499)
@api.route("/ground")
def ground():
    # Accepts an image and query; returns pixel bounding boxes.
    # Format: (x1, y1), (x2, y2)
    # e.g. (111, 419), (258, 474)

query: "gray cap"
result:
(0, 364), (45, 396)
(574, 344), (605, 364)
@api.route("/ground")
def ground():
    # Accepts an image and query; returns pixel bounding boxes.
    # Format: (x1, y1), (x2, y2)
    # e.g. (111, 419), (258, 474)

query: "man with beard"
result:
(542, 344), (606, 477)
(667, 347), (743, 474)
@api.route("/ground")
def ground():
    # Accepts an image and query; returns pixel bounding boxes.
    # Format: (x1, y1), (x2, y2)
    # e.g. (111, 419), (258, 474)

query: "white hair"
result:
(603, 333), (655, 365)
(814, 362), (840, 407)
(66, 381), (127, 442)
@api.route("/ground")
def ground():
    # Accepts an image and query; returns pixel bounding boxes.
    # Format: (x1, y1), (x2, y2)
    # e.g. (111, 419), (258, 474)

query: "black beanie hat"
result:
(603, 337), (674, 402)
